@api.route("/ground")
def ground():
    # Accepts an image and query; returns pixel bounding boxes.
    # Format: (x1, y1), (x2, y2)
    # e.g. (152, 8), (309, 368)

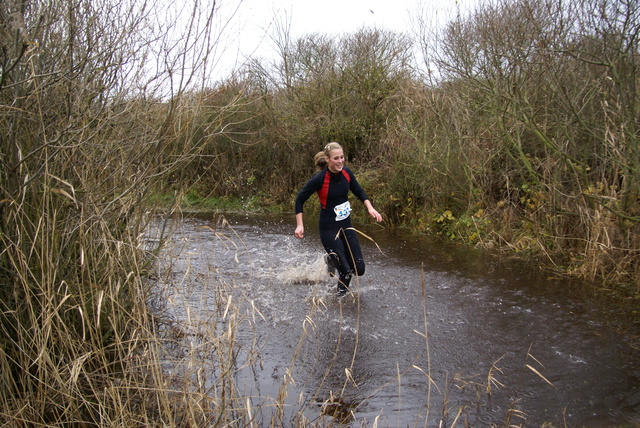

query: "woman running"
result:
(294, 142), (382, 296)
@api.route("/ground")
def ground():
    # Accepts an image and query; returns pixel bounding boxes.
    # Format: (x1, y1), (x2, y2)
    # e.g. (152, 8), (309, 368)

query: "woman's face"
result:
(326, 148), (344, 173)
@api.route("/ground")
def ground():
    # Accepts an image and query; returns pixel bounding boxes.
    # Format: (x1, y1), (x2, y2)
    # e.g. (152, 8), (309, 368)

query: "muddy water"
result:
(152, 212), (640, 427)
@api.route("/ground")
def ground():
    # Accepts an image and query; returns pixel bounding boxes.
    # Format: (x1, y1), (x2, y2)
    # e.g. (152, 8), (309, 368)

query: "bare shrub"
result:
(0, 0), (246, 424)
(413, 0), (639, 284)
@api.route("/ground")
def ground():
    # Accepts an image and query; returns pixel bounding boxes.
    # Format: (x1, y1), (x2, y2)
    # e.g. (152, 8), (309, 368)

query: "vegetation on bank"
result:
(1, 0), (638, 425)
(177, 0), (640, 293)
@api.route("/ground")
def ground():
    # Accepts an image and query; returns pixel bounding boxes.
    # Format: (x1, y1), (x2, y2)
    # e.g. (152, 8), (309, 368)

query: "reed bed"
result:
(1, 0), (265, 423)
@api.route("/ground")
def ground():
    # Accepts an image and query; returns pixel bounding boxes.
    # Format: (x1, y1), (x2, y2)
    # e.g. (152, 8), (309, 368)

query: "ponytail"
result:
(314, 151), (327, 169)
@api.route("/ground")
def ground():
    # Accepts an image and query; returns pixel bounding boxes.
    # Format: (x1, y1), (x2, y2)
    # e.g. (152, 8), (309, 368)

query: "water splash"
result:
(280, 255), (331, 284)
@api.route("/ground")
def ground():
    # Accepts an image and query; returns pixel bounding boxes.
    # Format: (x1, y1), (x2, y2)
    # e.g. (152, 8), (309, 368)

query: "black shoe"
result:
(336, 272), (351, 297)
(324, 253), (337, 275)
(336, 285), (349, 297)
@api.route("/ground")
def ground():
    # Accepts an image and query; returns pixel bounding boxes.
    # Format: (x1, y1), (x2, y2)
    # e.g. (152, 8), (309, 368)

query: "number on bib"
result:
(334, 201), (351, 221)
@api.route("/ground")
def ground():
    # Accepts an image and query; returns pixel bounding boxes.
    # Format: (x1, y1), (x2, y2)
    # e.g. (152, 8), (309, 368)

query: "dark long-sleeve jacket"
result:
(295, 167), (369, 229)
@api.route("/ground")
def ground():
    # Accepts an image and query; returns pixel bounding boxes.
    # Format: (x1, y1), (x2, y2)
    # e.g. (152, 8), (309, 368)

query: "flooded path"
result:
(151, 212), (640, 427)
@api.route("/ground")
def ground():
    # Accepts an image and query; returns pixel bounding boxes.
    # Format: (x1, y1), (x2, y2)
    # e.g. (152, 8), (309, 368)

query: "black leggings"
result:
(320, 227), (365, 287)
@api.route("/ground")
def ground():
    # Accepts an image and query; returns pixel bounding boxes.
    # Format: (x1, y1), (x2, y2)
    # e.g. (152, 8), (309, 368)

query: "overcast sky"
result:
(209, 0), (477, 78)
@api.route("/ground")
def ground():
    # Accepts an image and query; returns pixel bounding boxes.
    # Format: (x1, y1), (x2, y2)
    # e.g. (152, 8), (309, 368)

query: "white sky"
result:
(209, 0), (477, 79)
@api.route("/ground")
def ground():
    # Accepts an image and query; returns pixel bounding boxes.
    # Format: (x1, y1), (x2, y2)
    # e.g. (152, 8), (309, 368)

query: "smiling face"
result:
(326, 148), (345, 173)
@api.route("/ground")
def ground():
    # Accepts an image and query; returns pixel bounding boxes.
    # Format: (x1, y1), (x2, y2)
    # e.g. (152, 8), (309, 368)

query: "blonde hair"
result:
(315, 142), (343, 169)
(323, 142), (342, 156)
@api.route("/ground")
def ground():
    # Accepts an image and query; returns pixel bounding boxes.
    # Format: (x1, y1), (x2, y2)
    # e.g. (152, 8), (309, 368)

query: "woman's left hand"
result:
(364, 200), (382, 222)
(369, 208), (382, 222)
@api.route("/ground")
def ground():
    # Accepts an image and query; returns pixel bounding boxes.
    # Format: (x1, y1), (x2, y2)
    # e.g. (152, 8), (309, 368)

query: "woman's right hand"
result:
(294, 225), (304, 239)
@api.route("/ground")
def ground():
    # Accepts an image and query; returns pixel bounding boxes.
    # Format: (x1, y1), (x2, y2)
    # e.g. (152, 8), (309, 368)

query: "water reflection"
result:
(152, 212), (640, 427)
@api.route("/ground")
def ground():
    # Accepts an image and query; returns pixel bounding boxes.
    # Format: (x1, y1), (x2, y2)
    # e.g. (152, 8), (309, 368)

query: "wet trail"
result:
(152, 212), (640, 427)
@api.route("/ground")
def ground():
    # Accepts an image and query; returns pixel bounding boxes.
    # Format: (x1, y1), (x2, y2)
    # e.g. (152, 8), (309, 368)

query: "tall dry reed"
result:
(0, 0), (246, 424)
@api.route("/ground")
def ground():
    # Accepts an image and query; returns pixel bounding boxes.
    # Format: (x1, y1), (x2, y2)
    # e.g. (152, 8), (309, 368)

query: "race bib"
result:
(334, 201), (351, 221)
